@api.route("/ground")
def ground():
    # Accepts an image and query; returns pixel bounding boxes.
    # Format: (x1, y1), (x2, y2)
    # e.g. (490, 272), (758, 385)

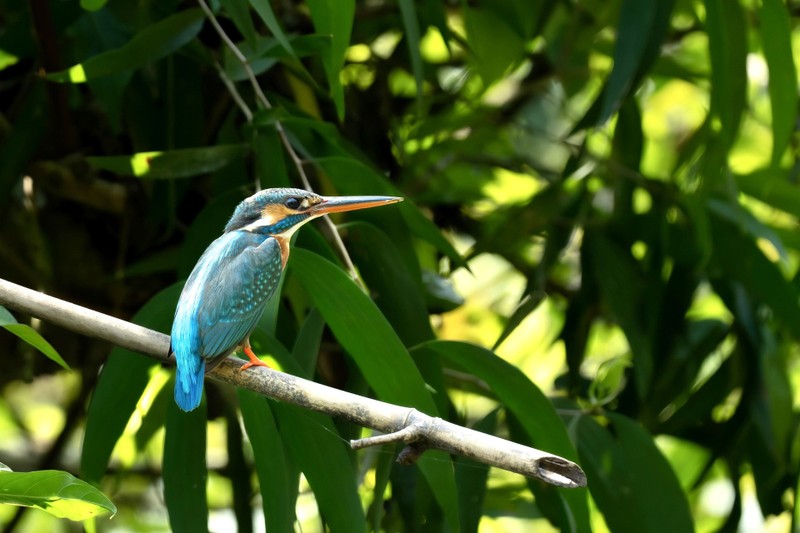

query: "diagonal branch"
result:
(0, 278), (586, 488)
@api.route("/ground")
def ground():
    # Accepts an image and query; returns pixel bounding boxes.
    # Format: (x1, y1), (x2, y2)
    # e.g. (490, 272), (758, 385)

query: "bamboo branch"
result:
(0, 278), (586, 488)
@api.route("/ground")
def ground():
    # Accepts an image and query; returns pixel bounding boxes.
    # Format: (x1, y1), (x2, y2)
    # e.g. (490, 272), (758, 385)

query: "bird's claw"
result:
(240, 344), (271, 372)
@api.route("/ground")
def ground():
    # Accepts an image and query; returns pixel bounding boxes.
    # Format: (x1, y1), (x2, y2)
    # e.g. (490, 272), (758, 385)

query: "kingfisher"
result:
(170, 187), (402, 411)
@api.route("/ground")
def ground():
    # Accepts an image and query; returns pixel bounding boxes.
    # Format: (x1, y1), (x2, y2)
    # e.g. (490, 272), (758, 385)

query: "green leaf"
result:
(273, 403), (367, 533)
(254, 126), (290, 189)
(163, 387), (208, 532)
(238, 391), (296, 533)
(463, 6), (525, 86)
(289, 249), (460, 530)
(345, 222), (433, 346)
(416, 340), (590, 532)
(81, 283), (182, 483)
(576, 414), (693, 532)
(0, 470), (116, 521)
(705, 0), (747, 154)
(46, 9), (205, 83)
(398, 0), (424, 105)
(292, 307), (325, 377)
(290, 249), (434, 411)
(315, 156), (466, 269)
(249, 0), (296, 58)
(0, 306), (69, 370)
(456, 410), (497, 533)
(305, 0), (355, 118)
(493, 291), (546, 351)
(759, 0), (797, 166)
(598, 0), (658, 124)
(735, 168), (800, 217)
(221, 0), (257, 50)
(86, 144), (248, 179)
(709, 213), (800, 337)
(80, 0), (107, 12)
(0, 84), (46, 204)
(584, 231), (652, 396)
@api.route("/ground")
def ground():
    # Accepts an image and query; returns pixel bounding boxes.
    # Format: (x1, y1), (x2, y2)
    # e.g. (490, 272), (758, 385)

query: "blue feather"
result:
(171, 231), (284, 411)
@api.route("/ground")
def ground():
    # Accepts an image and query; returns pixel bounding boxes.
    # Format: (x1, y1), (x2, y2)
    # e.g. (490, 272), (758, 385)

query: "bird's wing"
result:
(197, 234), (284, 359)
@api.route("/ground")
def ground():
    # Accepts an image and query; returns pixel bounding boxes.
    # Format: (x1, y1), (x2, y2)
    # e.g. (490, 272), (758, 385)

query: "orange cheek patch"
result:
(260, 204), (292, 225)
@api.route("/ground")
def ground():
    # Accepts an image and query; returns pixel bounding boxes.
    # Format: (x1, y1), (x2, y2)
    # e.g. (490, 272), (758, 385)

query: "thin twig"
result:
(214, 61), (253, 122)
(197, 0), (364, 287)
(0, 278), (586, 488)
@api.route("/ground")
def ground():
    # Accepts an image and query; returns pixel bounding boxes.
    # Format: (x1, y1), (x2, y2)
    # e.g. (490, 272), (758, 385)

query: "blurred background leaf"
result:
(1, 0), (799, 531)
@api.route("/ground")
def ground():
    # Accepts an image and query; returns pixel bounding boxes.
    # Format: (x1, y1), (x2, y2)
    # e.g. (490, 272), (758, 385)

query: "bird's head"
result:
(224, 187), (403, 237)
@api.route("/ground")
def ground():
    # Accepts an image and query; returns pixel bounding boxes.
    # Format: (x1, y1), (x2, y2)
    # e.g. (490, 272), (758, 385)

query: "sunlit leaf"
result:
(456, 409), (496, 533)
(416, 340), (590, 531)
(250, 0), (296, 58)
(289, 249), (460, 530)
(81, 284), (182, 483)
(86, 144), (248, 179)
(273, 403), (367, 532)
(759, 0), (796, 166)
(598, 0), (658, 124)
(398, 0), (424, 104)
(705, 0), (747, 153)
(163, 387), (208, 532)
(0, 470), (116, 521)
(239, 391), (296, 533)
(305, 0), (354, 118)
(493, 291), (546, 351)
(710, 213), (800, 337)
(315, 156), (466, 269)
(735, 168), (800, 218)
(577, 414), (693, 532)
(46, 9), (205, 83)
(0, 306), (69, 370)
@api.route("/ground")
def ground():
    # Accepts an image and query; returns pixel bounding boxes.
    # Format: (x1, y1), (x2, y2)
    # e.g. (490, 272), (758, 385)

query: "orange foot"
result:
(239, 344), (272, 371)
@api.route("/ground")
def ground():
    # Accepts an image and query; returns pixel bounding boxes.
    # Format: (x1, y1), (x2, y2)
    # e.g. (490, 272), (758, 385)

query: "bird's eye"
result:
(284, 197), (302, 210)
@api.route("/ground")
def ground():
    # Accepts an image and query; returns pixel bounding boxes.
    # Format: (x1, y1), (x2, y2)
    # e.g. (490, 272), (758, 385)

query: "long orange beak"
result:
(310, 195), (403, 216)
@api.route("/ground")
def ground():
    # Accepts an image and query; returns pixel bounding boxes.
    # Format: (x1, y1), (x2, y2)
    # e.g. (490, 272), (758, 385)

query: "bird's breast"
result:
(273, 235), (290, 267)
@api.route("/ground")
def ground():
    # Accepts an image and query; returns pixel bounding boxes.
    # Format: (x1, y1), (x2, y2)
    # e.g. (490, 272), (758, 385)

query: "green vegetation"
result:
(0, 0), (799, 531)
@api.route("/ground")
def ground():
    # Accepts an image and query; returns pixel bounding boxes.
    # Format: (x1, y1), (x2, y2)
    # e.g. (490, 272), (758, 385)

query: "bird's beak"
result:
(311, 195), (403, 216)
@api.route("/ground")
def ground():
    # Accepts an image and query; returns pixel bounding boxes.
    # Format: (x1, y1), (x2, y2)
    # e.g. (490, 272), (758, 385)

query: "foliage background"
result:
(1, 0), (800, 531)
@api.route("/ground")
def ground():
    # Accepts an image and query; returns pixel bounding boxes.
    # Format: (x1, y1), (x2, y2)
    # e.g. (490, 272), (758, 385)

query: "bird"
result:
(170, 187), (403, 411)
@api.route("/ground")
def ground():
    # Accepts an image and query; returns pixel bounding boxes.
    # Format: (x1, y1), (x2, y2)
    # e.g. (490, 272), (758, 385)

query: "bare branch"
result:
(0, 277), (586, 488)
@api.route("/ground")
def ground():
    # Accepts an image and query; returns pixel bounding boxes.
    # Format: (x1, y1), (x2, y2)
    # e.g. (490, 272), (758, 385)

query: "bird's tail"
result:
(174, 352), (205, 412)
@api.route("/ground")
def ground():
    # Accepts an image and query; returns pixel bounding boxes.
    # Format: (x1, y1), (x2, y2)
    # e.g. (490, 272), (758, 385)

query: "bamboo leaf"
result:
(398, 0), (424, 104)
(576, 414), (693, 532)
(81, 284), (181, 483)
(163, 389), (208, 532)
(239, 391), (296, 533)
(289, 249), (460, 530)
(735, 168), (800, 216)
(221, 0), (257, 50)
(759, 0), (796, 166)
(598, 0), (658, 124)
(0, 470), (116, 521)
(305, 0), (354, 118)
(86, 144), (248, 179)
(705, 0), (747, 153)
(0, 306), (69, 370)
(249, 0), (296, 58)
(46, 9), (205, 83)
(273, 403), (367, 533)
(416, 340), (590, 532)
(315, 156), (466, 269)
